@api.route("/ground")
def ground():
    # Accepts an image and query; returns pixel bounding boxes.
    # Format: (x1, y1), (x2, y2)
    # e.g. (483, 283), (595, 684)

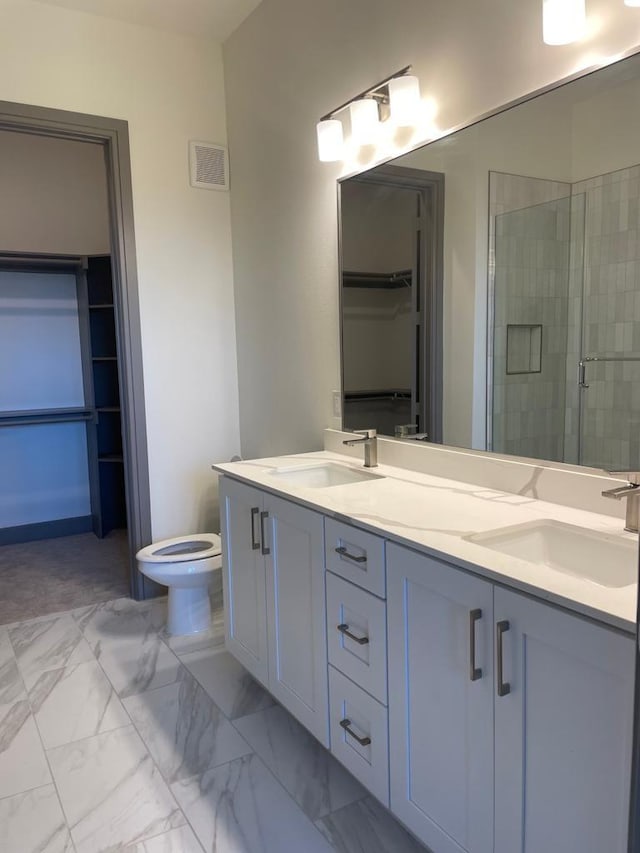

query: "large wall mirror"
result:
(339, 52), (640, 471)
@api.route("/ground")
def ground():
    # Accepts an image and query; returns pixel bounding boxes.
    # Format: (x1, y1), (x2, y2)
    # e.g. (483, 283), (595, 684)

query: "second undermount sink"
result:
(269, 462), (384, 489)
(466, 520), (637, 588)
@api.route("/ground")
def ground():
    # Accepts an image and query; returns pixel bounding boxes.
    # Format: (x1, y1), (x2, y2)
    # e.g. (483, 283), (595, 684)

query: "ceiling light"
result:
(543, 0), (586, 45)
(388, 75), (421, 125)
(625, 0), (640, 6)
(316, 119), (344, 162)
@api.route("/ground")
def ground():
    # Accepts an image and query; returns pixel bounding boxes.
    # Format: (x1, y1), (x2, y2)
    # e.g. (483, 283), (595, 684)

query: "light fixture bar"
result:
(319, 65), (412, 122)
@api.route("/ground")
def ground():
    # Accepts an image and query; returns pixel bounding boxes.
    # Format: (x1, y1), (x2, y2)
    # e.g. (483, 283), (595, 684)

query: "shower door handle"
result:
(578, 361), (589, 389)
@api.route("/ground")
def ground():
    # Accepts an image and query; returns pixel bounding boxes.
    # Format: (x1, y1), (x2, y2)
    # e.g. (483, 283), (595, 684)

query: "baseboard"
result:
(0, 516), (93, 546)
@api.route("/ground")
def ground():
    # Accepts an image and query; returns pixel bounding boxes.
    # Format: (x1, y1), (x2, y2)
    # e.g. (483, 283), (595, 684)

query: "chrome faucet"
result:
(601, 471), (640, 533)
(343, 429), (378, 468)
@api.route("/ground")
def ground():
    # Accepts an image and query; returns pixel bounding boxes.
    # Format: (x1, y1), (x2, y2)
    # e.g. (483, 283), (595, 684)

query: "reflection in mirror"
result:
(339, 53), (640, 470)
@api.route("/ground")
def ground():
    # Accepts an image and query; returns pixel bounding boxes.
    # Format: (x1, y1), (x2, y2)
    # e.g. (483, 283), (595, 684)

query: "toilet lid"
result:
(136, 533), (222, 563)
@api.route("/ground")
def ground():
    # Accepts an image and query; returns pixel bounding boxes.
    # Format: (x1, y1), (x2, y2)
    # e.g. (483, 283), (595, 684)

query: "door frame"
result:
(337, 164), (444, 443)
(0, 99), (152, 599)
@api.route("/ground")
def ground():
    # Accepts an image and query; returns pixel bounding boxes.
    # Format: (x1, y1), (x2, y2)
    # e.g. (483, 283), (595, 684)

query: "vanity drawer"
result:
(329, 665), (389, 806)
(325, 518), (385, 597)
(326, 572), (387, 704)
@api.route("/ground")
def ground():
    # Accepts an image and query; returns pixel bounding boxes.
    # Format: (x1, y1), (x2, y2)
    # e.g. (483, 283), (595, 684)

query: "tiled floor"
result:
(0, 592), (427, 853)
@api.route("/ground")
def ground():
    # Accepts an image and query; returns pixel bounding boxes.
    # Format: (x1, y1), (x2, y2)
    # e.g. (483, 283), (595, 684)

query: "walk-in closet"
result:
(0, 130), (131, 623)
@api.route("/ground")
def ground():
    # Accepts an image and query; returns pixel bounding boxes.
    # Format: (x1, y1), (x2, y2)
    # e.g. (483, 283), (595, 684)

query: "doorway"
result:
(0, 100), (152, 614)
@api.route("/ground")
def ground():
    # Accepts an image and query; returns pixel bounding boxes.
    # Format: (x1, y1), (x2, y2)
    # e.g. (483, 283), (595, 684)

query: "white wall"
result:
(0, 1), (240, 538)
(0, 131), (110, 255)
(224, 0), (640, 460)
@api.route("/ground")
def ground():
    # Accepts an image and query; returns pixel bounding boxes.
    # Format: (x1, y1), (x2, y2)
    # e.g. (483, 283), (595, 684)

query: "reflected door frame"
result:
(338, 164), (445, 442)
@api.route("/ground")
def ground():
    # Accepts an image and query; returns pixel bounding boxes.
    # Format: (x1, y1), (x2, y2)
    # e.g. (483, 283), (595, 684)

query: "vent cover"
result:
(189, 141), (229, 191)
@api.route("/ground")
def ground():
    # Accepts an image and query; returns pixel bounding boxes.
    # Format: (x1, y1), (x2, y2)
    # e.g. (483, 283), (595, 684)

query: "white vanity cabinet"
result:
(387, 542), (495, 853)
(494, 587), (634, 853)
(219, 476), (329, 745)
(387, 541), (635, 853)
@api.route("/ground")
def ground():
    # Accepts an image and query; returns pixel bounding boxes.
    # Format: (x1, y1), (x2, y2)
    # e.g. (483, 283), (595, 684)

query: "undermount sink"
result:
(269, 462), (384, 489)
(466, 520), (637, 588)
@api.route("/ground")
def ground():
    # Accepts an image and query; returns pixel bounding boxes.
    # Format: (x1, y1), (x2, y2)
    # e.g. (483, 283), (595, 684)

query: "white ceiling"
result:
(35, 0), (263, 41)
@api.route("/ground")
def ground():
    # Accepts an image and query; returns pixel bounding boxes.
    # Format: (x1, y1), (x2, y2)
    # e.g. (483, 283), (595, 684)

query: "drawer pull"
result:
(250, 507), (260, 551)
(469, 608), (482, 682)
(335, 546), (367, 564)
(337, 623), (369, 645)
(339, 718), (371, 746)
(496, 620), (511, 697)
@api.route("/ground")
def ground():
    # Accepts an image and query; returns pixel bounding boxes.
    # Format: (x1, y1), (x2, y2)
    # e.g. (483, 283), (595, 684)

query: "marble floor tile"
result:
(93, 633), (184, 698)
(315, 796), (428, 853)
(9, 615), (93, 682)
(171, 753), (334, 853)
(73, 597), (167, 653)
(0, 697), (52, 798)
(180, 648), (274, 720)
(48, 725), (185, 853)
(123, 670), (252, 783)
(28, 660), (130, 749)
(0, 784), (74, 853)
(0, 628), (24, 706)
(121, 824), (204, 852)
(234, 704), (366, 821)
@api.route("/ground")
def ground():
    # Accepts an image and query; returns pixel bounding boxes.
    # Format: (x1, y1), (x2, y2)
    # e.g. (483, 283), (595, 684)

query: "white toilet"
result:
(136, 533), (222, 636)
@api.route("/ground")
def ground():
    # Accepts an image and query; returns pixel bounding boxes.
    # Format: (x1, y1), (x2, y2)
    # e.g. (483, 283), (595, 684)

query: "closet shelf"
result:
(345, 389), (411, 402)
(0, 407), (95, 427)
(92, 356), (117, 362)
(98, 454), (124, 463)
(343, 269), (413, 289)
(88, 303), (114, 309)
(96, 406), (120, 413)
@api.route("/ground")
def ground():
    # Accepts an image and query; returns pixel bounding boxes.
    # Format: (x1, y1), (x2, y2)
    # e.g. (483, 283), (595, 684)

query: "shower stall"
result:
(489, 167), (640, 470)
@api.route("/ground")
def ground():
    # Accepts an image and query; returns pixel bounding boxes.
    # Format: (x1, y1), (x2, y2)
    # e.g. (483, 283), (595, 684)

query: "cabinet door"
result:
(264, 494), (329, 746)
(387, 543), (494, 853)
(494, 587), (634, 853)
(219, 477), (269, 686)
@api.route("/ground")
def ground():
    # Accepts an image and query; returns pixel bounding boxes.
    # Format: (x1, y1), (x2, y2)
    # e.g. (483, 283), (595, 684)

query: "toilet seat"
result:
(137, 533), (221, 563)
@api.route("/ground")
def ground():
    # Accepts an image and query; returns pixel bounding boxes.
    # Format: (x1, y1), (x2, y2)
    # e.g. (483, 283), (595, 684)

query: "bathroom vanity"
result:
(213, 437), (636, 853)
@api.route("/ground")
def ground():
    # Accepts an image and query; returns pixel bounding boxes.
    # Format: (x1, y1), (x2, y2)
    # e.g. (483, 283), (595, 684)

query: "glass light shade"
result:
(388, 75), (421, 125)
(625, 0), (640, 6)
(349, 99), (379, 144)
(543, 0), (586, 45)
(316, 119), (344, 162)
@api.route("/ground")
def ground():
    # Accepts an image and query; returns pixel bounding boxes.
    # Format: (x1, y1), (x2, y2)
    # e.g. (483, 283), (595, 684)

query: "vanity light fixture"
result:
(316, 119), (344, 162)
(388, 75), (422, 125)
(316, 65), (417, 162)
(625, 0), (640, 6)
(543, 0), (586, 45)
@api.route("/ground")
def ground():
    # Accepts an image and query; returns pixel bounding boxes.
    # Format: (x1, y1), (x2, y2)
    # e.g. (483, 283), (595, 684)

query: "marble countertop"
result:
(213, 451), (638, 634)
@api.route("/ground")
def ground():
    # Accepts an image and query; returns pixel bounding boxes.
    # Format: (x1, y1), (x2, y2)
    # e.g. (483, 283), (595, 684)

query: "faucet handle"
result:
(354, 428), (377, 439)
(606, 470), (640, 485)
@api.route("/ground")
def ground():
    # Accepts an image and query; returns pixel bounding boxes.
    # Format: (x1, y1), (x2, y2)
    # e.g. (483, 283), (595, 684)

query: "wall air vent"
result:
(189, 141), (229, 191)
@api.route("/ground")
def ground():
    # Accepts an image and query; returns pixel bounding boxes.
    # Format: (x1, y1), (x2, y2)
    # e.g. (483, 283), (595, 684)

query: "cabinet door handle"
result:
(339, 718), (371, 746)
(469, 608), (482, 682)
(496, 620), (511, 697)
(337, 623), (369, 645)
(250, 507), (260, 550)
(335, 546), (367, 564)
(260, 511), (270, 556)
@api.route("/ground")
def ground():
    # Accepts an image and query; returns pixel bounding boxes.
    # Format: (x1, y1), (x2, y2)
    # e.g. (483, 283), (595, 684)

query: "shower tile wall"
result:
(490, 173), (572, 461)
(570, 166), (640, 469)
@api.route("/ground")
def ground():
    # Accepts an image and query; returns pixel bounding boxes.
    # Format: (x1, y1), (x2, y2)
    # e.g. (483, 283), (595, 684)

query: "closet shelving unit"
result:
(0, 253), (127, 543)
(85, 255), (126, 537)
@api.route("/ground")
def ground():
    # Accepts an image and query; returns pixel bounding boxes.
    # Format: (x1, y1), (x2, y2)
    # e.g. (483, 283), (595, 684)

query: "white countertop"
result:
(213, 451), (638, 634)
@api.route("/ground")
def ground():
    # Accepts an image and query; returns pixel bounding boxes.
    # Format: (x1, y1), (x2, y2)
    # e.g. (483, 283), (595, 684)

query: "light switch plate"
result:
(332, 390), (342, 418)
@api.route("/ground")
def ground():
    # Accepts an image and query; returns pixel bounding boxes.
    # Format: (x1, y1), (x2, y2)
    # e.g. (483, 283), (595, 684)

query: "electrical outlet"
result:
(332, 390), (342, 418)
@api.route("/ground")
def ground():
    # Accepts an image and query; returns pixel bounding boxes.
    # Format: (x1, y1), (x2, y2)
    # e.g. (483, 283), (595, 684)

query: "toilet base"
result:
(167, 586), (211, 636)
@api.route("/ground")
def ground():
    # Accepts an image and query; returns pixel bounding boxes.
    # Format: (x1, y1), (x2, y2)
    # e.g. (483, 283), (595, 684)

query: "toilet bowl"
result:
(136, 533), (222, 636)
